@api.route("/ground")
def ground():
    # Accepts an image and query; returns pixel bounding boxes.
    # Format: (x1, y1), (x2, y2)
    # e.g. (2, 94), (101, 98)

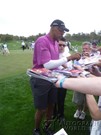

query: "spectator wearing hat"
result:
(91, 42), (100, 56)
(30, 19), (81, 135)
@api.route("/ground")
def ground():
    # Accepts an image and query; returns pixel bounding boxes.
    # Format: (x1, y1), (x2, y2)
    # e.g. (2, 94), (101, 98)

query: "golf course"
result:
(0, 48), (91, 135)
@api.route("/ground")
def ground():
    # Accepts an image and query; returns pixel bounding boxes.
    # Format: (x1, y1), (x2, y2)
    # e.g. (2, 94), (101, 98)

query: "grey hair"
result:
(82, 41), (92, 47)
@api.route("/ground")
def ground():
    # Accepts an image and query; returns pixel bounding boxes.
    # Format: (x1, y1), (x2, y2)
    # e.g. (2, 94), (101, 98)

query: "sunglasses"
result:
(59, 44), (66, 47)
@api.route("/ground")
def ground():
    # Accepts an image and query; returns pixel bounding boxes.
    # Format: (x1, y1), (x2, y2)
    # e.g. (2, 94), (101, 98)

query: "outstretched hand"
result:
(93, 60), (101, 68)
(67, 53), (81, 61)
(88, 65), (101, 76)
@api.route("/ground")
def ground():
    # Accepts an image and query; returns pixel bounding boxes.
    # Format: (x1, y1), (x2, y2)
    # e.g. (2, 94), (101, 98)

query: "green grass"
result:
(0, 49), (91, 135)
(0, 50), (33, 79)
(7, 41), (22, 50)
(0, 75), (35, 135)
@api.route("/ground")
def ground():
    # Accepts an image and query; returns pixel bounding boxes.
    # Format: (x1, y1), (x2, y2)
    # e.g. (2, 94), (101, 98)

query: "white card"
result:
(54, 128), (68, 135)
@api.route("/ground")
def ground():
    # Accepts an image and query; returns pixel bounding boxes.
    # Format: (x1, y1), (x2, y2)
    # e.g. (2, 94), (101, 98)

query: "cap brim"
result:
(60, 26), (69, 32)
(64, 28), (69, 32)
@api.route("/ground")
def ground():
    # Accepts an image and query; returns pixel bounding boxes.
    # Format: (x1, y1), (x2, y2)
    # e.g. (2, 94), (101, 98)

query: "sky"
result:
(0, 0), (101, 37)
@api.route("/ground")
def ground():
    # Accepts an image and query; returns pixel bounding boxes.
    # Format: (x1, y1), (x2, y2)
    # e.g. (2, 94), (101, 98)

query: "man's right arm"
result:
(44, 53), (81, 70)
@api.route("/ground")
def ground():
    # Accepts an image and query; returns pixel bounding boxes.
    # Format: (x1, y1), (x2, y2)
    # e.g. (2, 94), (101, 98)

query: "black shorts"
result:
(30, 77), (57, 109)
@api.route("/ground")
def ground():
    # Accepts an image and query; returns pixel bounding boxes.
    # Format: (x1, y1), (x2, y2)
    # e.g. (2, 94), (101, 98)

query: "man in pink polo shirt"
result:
(30, 19), (81, 135)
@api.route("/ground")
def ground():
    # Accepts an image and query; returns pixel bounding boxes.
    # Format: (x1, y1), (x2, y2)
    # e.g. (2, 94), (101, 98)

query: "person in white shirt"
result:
(73, 42), (92, 120)
(31, 41), (35, 50)
(91, 42), (100, 57)
(53, 37), (73, 122)
(2, 43), (10, 55)
(58, 38), (73, 70)
(21, 41), (26, 51)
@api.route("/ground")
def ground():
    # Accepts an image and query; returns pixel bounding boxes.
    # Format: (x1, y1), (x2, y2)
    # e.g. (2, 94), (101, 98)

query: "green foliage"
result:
(1, 31), (101, 44)
(0, 34), (14, 42)
(71, 41), (81, 46)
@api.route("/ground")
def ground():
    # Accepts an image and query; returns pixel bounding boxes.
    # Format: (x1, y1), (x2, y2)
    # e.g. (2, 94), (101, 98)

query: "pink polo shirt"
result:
(33, 34), (59, 68)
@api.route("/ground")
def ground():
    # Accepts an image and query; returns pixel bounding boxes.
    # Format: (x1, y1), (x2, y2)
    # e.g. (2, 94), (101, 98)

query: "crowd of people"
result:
(0, 40), (35, 55)
(20, 40), (35, 51)
(29, 19), (101, 135)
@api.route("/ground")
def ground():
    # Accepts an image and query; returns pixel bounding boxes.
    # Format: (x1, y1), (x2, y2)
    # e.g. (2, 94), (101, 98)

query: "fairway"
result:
(0, 50), (91, 135)
(0, 50), (33, 79)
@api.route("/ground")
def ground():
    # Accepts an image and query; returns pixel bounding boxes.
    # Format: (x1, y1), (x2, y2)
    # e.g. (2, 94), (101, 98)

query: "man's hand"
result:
(67, 53), (81, 61)
(93, 60), (101, 68)
(88, 65), (101, 76)
(73, 65), (84, 71)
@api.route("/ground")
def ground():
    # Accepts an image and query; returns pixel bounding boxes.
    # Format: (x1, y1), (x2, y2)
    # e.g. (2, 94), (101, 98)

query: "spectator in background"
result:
(31, 41), (35, 50)
(92, 42), (98, 49)
(21, 41), (26, 51)
(58, 37), (73, 70)
(72, 42), (92, 120)
(29, 41), (35, 51)
(91, 42), (100, 56)
(53, 37), (73, 122)
(2, 42), (10, 55)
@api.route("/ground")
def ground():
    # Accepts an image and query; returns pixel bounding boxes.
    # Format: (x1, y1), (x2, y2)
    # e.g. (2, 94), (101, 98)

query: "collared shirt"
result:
(33, 33), (59, 68)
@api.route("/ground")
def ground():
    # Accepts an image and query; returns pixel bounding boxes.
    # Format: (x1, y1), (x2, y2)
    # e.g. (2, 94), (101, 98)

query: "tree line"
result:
(0, 30), (101, 44)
